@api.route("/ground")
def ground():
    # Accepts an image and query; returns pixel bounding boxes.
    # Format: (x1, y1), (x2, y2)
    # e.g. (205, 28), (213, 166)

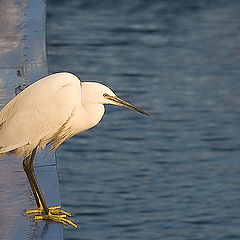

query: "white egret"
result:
(0, 72), (148, 228)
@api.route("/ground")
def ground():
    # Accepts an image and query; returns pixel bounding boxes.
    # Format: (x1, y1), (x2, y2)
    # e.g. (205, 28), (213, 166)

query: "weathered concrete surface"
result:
(0, 0), (63, 239)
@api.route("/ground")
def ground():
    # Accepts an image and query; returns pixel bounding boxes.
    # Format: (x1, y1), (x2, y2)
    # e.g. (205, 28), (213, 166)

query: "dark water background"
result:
(47, 1), (240, 239)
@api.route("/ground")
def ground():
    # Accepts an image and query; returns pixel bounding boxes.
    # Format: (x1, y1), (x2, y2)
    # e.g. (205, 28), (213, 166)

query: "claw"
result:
(34, 213), (79, 229)
(26, 205), (79, 228)
(48, 206), (72, 217)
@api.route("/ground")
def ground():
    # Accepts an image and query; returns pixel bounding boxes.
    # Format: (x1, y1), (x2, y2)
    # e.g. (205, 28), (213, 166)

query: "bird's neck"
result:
(83, 103), (105, 131)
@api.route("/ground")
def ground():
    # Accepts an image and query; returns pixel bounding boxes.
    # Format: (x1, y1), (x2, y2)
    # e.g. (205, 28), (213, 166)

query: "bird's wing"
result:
(0, 73), (81, 156)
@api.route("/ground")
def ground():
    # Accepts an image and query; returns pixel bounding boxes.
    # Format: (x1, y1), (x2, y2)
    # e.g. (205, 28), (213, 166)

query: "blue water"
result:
(47, 1), (240, 239)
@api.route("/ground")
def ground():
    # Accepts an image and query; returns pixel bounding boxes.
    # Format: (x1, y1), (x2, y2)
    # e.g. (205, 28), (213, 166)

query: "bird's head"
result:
(81, 82), (149, 116)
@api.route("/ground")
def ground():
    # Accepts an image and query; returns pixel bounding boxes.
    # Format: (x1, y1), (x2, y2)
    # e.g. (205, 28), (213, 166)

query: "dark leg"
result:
(23, 147), (49, 215)
(23, 147), (79, 228)
(23, 155), (41, 209)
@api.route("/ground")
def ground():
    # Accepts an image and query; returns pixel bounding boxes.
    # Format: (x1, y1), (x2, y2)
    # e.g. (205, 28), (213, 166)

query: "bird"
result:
(0, 72), (149, 228)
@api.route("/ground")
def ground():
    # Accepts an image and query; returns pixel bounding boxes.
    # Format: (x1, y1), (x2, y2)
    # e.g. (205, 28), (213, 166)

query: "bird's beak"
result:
(104, 94), (149, 116)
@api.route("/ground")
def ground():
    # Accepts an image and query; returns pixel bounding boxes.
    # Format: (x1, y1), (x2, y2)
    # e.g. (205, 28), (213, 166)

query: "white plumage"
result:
(0, 72), (116, 157)
(0, 72), (148, 227)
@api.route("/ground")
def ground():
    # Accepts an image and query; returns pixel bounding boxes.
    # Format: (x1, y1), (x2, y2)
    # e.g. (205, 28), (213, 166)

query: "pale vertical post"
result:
(0, 0), (63, 239)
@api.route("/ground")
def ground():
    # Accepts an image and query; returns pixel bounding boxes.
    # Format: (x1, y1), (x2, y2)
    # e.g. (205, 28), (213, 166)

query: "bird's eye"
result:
(103, 93), (108, 97)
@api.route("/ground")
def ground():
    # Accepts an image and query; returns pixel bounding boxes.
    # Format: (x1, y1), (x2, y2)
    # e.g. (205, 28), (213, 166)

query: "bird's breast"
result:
(76, 103), (105, 133)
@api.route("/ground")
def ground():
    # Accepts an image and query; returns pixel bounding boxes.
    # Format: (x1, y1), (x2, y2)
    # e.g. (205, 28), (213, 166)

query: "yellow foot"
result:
(26, 205), (79, 228)
(34, 212), (79, 229)
(26, 205), (71, 216)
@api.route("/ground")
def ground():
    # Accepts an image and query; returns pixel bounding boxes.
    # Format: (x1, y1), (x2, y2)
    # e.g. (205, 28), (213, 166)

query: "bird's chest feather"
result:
(76, 103), (105, 133)
(48, 104), (104, 151)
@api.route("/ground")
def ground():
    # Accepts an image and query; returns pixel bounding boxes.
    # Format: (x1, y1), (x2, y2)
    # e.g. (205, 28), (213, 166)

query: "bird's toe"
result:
(34, 212), (79, 228)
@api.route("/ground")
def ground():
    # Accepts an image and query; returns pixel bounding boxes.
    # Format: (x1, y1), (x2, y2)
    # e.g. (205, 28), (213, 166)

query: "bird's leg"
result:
(24, 161), (70, 216)
(23, 147), (49, 214)
(23, 147), (79, 228)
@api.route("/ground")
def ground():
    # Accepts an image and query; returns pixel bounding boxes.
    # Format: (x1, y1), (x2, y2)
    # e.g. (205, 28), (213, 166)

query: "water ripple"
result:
(48, 0), (240, 239)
